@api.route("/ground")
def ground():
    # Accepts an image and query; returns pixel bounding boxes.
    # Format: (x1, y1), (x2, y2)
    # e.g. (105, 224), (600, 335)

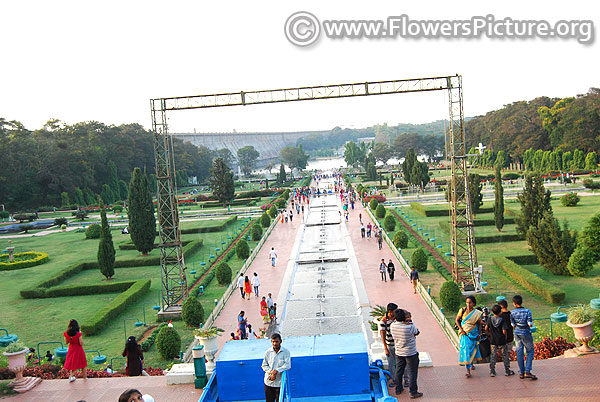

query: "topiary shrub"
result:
(113, 205), (123, 214)
(54, 217), (68, 226)
(85, 223), (102, 239)
(560, 192), (580, 207)
(439, 281), (462, 312)
(260, 213), (271, 228)
(215, 262), (232, 285)
(393, 230), (408, 249)
(410, 248), (428, 272)
(181, 296), (204, 327)
(375, 204), (386, 218)
(236, 239), (250, 259)
(251, 224), (262, 241)
(268, 206), (278, 218)
(567, 246), (596, 277)
(369, 199), (379, 211)
(276, 198), (287, 209)
(156, 325), (181, 360)
(383, 214), (396, 231)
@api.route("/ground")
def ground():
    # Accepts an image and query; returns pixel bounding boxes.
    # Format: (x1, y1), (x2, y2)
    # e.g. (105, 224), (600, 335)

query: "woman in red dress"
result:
(64, 319), (87, 382)
(243, 276), (252, 300)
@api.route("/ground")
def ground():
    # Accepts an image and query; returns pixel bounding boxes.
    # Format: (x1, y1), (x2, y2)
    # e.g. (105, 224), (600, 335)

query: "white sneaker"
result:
(69, 376), (76, 382)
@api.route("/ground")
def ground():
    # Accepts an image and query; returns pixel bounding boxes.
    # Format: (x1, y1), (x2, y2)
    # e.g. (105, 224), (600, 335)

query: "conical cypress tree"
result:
(128, 168), (156, 255)
(494, 164), (504, 232)
(98, 207), (115, 279)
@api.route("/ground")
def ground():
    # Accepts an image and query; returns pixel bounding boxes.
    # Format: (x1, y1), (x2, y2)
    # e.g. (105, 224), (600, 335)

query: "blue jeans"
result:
(514, 333), (534, 374)
(271, 257), (276, 266)
(395, 353), (419, 395)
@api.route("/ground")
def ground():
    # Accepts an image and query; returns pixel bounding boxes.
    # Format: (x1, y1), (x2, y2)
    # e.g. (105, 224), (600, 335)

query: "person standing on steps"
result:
(390, 309), (422, 399)
(410, 267), (419, 294)
(380, 303), (399, 387)
(252, 272), (260, 297)
(269, 247), (278, 267)
(387, 259), (396, 281)
(238, 311), (248, 340)
(262, 333), (291, 402)
(510, 295), (537, 380)
(379, 258), (388, 282)
(63, 319), (87, 382)
(456, 295), (483, 378)
(237, 274), (245, 299)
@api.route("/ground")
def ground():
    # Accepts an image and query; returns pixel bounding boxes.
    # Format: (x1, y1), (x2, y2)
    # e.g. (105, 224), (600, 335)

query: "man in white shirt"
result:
(266, 293), (274, 309)
(237, 274), (245, 299)
(269, 248), (277, 267)
(251, 272), (260, 298)
(261, 333), (291, 402)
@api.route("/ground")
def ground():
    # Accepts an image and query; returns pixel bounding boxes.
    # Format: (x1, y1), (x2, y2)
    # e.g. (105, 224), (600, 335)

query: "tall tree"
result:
(237, 146), (260, 176)
(214, 148), (234, 168)
(108, 160), (120, 197)
(279, 164), (287, 183)
(372, 142), (392, 164)
(411, 161), (430, 191)
(527, 213), (576, 275)
(402, 148), (417, 184)
(494, 164), (505, 232)
(280, 145), (308, 173)
(516, 173), (552, 237)
(101, 184), (114, 205)
(585, 151), (598, 170)
(97, 207), (115, 279)
(468, 173), (483, 215)
(210, 158), (235, 206)
(128, 167), (156, 255)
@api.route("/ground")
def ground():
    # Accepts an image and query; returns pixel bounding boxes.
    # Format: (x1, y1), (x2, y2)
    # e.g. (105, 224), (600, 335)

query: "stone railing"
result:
(365, 208), (460, 351)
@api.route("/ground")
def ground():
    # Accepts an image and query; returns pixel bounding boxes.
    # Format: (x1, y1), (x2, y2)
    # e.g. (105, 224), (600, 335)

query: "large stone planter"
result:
(195, 335), (219, 373)
(3, 348), (42, 393)
(567, 318), (596, 353)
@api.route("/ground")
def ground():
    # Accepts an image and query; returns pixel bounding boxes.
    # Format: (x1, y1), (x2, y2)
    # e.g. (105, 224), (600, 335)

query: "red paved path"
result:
(347, 200), (458, 366)
(8, 354), (600, 401)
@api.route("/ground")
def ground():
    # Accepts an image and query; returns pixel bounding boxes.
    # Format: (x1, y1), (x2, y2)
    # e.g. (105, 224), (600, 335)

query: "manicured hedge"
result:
(180, 216), (237, 234)
(0, 252), (49, 271)
(472, 218), (515, 226)
(411, 203), (493, 217)
(506, 254), (539, 265)
(81, 279), (151, 335)
(199, 198), (259, 208)
(236, 189), (282, 198)
(45, 280), (136, 298)
(475, 234), (524, 243)
(492, 257), (565, 304)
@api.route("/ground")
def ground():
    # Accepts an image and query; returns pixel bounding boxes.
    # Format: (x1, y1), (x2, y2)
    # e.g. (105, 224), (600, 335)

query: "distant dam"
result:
(172, 130), (328, 166)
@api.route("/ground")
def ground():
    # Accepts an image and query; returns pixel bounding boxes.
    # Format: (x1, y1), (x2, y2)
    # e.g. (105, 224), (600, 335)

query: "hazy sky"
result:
(1, 1), (598, 133)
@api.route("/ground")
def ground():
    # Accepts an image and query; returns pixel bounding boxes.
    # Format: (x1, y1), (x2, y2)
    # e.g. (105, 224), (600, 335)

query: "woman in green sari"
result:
(456, 295), (483, 377)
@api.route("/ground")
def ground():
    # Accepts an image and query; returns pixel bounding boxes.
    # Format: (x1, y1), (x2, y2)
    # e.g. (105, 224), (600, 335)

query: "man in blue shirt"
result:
(510, 295), (537, 380)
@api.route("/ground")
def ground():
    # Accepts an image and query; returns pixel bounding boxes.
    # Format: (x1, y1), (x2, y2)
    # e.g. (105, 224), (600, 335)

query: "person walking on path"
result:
(288, 210), (293, 222)
(456, 295), (483, 378)
(379, 258), (388, 282)
(237, 274), (245, 299)
(510, 295), (537, 380)
(366, 222), (372, 239)
(244, 276), (252, 300)
(485, 304), (515, 377)
(266, 293), (274, 309)
(269, 247), (278, 267)
(359, 212), (362, 223)
(410, 267), (419, 294)
(360, 223), (366, 238)
(238, 311), (248, 339)
(262, 333), (291, 402)
(377, 229), (383, 250)
(252, 272), (260, 297)
(387, 259), (396, 281)
(63, 319), (87, 382)
(122, 336), (144, 376)
(390, 309), (422, 399)
(260, 296), (270, 324)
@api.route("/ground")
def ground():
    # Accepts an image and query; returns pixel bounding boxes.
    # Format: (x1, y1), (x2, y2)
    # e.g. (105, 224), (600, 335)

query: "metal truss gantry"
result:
(150, 75), (478, 302)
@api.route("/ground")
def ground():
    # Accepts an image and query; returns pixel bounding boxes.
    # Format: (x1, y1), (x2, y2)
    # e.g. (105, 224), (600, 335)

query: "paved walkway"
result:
(345, 199), (458, 366)
(212, 209), (302, 353)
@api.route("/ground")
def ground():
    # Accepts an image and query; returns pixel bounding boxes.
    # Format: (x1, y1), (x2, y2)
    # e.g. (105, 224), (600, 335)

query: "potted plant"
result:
(567, 304), (597, 353)
(3, 340), (42, 392)
(193, 326), (223, 370)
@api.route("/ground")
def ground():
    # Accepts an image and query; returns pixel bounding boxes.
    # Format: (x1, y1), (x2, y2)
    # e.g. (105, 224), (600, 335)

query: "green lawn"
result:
(0, 215), (262, 369)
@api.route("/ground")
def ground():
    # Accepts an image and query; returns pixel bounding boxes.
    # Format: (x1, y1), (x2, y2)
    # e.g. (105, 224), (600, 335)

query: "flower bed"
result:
(506, 337), (574, 361)
(17, 364), (164, 379)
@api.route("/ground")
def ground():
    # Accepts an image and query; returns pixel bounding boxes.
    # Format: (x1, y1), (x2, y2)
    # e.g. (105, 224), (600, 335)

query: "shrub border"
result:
(0, 251), (49, 271)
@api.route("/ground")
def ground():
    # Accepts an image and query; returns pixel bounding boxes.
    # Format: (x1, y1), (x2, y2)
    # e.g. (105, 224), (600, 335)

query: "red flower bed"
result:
(363, 194), (386, 203)
(506, 337), (575, 361)
(20, 364), (164, 379)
